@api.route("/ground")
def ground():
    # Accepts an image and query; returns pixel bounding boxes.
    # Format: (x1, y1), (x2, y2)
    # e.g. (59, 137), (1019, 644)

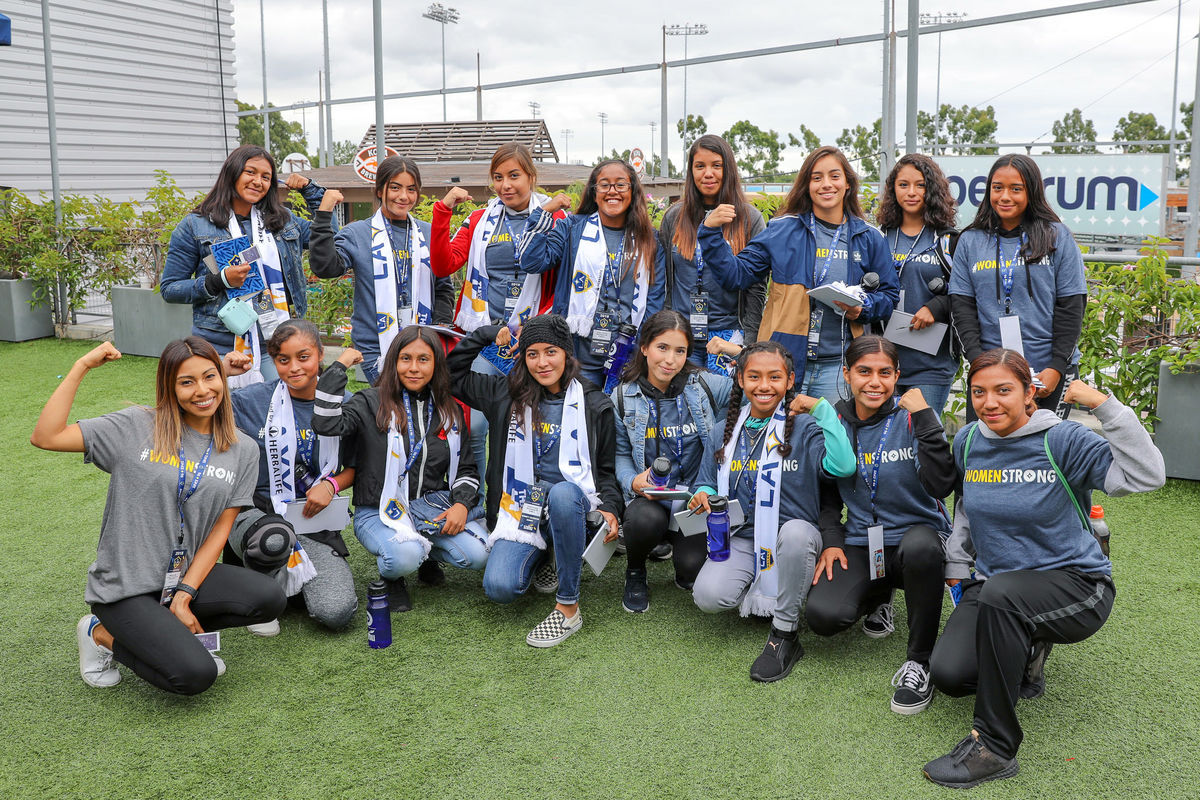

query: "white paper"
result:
(582, 529), (618, 576)
(884, 312), (948, 356)
(808, 283), (864, 309)
(283, 495), (351, 535)
(998, 314), (1024, 355)
(673, 499), (746, 537)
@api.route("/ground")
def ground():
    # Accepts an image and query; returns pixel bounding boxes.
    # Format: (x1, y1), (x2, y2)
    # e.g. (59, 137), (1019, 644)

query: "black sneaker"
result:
(622, 567), (649, 613)
(923, 731), (1019, 789)
(385, 576), (412, 613)
(750, 627), (803, 683)
(417, 559), (446, 587)
(1019, 641), (1053, 700)
(648, 541), (673, 562)
(862, 596), (896, 639)
(890, 659), (934, 714)
(673, 575), (694, 591)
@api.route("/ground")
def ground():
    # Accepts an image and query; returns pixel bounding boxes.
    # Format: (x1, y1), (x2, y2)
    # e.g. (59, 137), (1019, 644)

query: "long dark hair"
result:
(576, 160), (657, 284)
(374, 326), (462, 434)
(967, 347), (1037, 417)
(877, 153), (958, 232)
(715, 340), (796, 464)
(619, 310), (701, 384)
(507, 340), (582, 434)
(194, 144), (289, 233)
(844, 334), (899, 370)
(154, 336), (238, 455)
(779, 145), (864, 221)
(672, 134), (753, 260)
(966, 154), (1060, 264)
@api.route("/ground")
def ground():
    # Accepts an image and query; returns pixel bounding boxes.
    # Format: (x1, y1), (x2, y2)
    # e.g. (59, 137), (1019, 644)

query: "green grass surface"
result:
(2, 338), (1198, 799)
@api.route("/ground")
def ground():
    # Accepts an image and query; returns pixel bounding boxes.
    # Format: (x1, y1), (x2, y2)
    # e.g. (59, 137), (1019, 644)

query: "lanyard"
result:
(811, 214), (845, 286)
(400, 391), (436, 479)
(857, 414), (895, 524)
(501, 211), (529, 267)
(731, 418), (768, 498)
(533, 414), (563, 481)
(384, 219), (412, 306)
(176, 439), (214, 546)
(647, 395), (687, 465)
(890, 226), (927, 280)
(693, 231), (707, 289)
(995, 233), (1025, 314)
(601, 231), (626, 311)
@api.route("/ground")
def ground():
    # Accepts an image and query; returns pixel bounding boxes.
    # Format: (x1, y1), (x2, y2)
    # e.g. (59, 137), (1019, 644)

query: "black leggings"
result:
(91, 563), (285, 695)
(621, 497), (706, 584)
(805, 525), (946, 666)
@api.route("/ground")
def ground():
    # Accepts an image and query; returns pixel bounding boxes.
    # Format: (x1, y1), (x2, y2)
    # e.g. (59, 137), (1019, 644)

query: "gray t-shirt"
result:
(79, 406), (259, 604)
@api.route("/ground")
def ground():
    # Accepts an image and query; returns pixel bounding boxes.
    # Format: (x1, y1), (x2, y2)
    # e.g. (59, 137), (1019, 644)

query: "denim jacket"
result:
(159, 181), (329, 348)
(611, 371), (732, 498)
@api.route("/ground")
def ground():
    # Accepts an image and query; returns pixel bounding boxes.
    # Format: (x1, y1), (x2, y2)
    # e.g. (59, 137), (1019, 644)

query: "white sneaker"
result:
(211, 653), (227, 677)
(526, 609), (582, 648)
(246, 619), (280, 637)
(76, 615), (120, 688)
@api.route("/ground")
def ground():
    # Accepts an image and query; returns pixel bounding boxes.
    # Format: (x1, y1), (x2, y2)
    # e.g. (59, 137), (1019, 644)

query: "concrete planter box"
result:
(111, 285), (193, 357)
(1154, 360), (1200, 481)
(0, 278), (54, 341)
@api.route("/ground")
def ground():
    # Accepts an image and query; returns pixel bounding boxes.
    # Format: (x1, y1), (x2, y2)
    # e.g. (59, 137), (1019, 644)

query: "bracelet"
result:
(219, 267), (233, 289)
(324, 475), (341, 494)
(174, 583), (198, 600)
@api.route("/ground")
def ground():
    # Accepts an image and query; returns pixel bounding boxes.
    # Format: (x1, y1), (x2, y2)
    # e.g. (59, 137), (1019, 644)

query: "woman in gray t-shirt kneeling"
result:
(31, 337), (285, 695)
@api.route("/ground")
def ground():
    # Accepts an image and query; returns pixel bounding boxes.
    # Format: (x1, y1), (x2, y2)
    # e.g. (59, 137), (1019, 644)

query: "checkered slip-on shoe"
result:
(525, 609), (582, 648)
(531, 557), (559, 594)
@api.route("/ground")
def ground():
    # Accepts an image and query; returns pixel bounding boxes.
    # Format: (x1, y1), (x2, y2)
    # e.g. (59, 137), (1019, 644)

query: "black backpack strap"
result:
(698, 373), (717, 414)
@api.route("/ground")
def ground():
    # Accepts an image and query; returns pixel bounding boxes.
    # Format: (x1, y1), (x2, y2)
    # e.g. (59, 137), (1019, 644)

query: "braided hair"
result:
(714, 340), (797, 464)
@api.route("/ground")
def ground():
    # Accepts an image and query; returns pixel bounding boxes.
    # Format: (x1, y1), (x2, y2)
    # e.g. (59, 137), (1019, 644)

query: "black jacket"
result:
(448, 326), (624, 528)
(312, 363), (480, 510)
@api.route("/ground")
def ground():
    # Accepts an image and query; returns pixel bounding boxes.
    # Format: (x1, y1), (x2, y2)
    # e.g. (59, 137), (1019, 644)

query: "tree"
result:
(722, 120), (785, 178)
(787, 125), (822, 159)
(1112, 111), (1167, 153)
(1050, 109), (1098, 154)
(917, 104), (998, 155)
(332, 139), (360, 165)
(1181, 101), (1192, 135)
(677, 114), (708, 151)
(835, 119), (881, 183)
(237, 100), (311, 164)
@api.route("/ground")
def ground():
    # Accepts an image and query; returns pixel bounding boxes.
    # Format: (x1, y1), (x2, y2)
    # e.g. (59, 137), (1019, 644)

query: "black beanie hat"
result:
(519, 313), (573, 356)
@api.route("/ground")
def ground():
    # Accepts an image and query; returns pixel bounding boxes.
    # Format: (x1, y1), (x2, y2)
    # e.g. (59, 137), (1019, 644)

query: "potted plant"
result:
(0, 189), (55, 341)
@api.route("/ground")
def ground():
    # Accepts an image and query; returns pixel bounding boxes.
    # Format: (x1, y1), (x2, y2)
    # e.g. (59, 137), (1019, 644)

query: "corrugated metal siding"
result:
(0, 0), (238, 200)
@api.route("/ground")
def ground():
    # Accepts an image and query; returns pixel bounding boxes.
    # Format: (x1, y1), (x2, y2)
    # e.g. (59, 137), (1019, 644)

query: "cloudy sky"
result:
(231, 0), (1198, 172)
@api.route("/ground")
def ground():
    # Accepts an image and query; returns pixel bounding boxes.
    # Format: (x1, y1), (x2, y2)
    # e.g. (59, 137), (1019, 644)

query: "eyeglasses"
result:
(597, 181), (631, 193)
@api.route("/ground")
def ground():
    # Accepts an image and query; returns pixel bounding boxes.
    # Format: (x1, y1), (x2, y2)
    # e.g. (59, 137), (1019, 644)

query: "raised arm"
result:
(698, 205), (773, 291)
(446, 325), (509, 415)
(429, 189), (476, 278)
(31, 342), (122, 452)
(514, 206), (571, 276)
(312, 349), (369, 438)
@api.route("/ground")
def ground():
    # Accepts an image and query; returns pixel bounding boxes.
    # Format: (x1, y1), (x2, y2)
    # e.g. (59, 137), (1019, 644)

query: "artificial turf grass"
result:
(2, 338), (1198, 799)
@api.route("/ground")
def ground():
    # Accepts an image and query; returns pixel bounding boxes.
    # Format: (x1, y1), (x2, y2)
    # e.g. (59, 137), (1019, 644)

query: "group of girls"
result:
(42, 137), (1166, 789)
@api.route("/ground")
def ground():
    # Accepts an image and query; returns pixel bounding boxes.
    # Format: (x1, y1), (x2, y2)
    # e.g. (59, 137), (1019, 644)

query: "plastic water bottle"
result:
(649, 456), (672, 489)
(1090, 505), (1111, 557)
(706, 496), (731, 562)
(603, 323), (639, 393)
(366, 580), (391, 649)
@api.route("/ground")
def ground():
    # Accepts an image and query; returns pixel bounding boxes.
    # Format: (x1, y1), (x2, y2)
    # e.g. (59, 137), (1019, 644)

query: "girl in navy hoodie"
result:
(806, 335), (954, 715)
(698, 145), (899, 406)
(922, 349), (1164, 789)
(518, 159), (665, 389)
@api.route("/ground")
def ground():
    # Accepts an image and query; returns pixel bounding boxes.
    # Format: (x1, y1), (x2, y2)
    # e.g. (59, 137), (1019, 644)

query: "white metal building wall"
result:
(0, 0), (238, 200)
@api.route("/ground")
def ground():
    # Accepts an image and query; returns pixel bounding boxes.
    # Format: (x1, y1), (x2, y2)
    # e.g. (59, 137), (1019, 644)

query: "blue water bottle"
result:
(603, 323), (638, 393)
(366, 580), (391, 649)
(649, 456), (672, 489)
(706, 496), (731, 562)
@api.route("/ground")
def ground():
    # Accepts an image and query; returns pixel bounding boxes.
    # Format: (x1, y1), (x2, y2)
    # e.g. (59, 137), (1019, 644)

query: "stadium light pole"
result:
(598, 112), (609, 159)
(422, 3), (460, 122)
(665, 23), (708, 165)
(561, 128), (573, 163)
(920, 10), (966, 153)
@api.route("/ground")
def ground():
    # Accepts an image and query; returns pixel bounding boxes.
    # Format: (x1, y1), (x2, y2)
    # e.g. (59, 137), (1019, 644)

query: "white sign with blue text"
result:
(937, 154), (1167, 237)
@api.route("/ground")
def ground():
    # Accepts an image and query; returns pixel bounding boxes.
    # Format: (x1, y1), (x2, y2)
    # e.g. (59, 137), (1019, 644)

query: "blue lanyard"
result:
(693, 231), (707, 289)
(176, 439), (213, 546)
(890, 227), (927, 279)
(601, 231), (626, 311)
(811, 214), (845, 286)
(995, 233), (1025, 314)
(501, 211), (529, 267)
(400, 391), (435, 479)
(647, 395), (686, 465)
(857, 414), (895, 523)
(383, 219), (412, 306)
(533, 416), (562, 480)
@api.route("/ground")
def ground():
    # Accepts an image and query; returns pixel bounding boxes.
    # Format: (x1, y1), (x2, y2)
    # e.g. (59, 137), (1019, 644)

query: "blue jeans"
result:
(482, 481), (588, 605)
(897, 382), (952, 420)
(354, 494), (488, 579)
(800, 358), (848, 407)
(361, 360), (380, 386)
(467, 352), (504, 490)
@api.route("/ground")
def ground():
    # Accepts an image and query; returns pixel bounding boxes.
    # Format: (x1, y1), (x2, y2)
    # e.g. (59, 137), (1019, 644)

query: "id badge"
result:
(518, 482), (549, 534)
(159, 547), (188, 605)
(898, 289), (907, 314)
(504, 280), (523, 314)
(689, 293), (709, 341)
(807, 308), (823, 357)
(397, 306), (413, 326)
(867, 524), (886, 580)
(998, 314), (1024, 356)
(591, 312), (618, 356)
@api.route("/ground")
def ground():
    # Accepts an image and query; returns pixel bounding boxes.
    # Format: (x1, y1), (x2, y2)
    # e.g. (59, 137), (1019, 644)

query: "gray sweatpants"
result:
(692, 519), (822, 632)
(230, 508), (358, 630)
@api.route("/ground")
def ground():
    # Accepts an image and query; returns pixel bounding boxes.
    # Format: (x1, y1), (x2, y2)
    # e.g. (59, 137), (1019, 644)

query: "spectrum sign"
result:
(937, 154), (1168, 237)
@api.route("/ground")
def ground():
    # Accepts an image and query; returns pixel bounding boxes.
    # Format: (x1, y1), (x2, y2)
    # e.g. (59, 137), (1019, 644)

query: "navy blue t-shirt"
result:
(534, 397), (565, 485)
(810, 218), (852, 361)
(483, 207), (531, 321)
